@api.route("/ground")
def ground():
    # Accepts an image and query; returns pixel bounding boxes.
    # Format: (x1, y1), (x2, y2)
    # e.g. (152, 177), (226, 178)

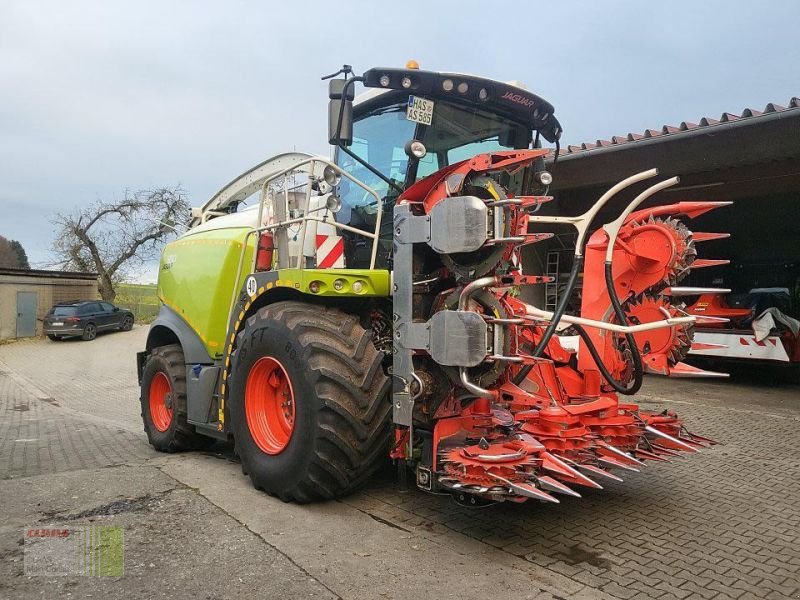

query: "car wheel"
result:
(47, 334), (61, 341)
(81, 323), (97, 341)
(121, 315), (134, 331)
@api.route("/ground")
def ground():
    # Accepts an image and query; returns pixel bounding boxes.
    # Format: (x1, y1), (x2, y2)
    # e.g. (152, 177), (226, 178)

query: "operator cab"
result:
(328, 64), (562, 268)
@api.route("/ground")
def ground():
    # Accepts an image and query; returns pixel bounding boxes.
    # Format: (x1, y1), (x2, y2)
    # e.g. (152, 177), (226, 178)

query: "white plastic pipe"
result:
(523, 305), (695, 334)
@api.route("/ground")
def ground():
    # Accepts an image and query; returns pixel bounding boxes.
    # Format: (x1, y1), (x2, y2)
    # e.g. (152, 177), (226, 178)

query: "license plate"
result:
(51, 322), (63, 326)
(407, 96), (434, 125)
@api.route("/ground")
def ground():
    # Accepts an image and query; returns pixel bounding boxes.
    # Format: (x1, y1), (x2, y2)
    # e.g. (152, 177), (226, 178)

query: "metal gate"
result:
(16, 291), (38, 338)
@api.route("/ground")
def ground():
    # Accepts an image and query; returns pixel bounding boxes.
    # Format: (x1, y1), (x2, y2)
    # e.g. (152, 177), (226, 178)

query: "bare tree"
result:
(51, 187), (189, 300)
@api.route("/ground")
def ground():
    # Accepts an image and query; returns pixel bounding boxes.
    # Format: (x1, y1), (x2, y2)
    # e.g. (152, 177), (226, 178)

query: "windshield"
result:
(336, 107), (415, 222)
(336, 97), (531, 213)
(334, 96), (533, 269)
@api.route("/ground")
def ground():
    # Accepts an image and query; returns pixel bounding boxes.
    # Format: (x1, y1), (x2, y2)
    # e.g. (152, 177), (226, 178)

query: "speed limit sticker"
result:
(406, 96), (434, 125)
(245, 276), (258, 297)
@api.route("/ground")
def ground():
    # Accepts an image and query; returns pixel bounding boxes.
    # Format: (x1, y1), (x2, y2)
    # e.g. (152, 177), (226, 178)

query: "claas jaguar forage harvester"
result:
(138, 62), (726, 505)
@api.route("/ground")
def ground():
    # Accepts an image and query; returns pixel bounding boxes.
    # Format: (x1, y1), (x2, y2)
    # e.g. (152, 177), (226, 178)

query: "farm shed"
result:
(0, 268), (98, 341)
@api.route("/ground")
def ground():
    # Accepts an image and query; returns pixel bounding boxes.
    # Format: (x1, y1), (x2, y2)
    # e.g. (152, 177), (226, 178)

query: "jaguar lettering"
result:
(501, 90), (536, 107)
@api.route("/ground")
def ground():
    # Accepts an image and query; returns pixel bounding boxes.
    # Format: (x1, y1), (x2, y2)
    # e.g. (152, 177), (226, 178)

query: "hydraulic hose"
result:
(512, 256), (583, 384)
(513, 169), (659, 386)
(593, 176), (679, 393)
(512, 168), (674, 394)
(603, 262), (643, 395)
(511, 254), (643, 392)
(570, 323), (638, 395)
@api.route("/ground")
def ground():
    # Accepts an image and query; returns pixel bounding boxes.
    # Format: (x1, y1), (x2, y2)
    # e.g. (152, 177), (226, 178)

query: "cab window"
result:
(415, 151), (439, 178)
(337, 105), (416, 213)
(447, 136), (510, 164)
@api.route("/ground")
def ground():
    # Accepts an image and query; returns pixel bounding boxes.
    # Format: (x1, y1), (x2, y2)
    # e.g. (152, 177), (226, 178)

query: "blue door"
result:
(16, 292), (38, 338)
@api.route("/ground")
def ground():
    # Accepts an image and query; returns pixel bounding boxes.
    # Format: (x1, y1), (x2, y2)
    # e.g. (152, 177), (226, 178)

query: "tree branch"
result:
(49, 186), (189, 299)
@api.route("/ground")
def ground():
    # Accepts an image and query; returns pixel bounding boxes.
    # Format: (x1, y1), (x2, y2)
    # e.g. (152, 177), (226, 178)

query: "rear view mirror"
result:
(328, 79), (354, 146)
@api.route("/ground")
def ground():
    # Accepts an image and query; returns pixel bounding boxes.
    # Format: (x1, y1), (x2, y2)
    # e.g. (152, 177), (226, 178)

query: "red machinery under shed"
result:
(530, 98), (800, 367)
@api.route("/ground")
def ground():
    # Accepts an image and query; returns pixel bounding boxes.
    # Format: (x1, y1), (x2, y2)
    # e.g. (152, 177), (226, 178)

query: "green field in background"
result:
(114, 283), (159, 323)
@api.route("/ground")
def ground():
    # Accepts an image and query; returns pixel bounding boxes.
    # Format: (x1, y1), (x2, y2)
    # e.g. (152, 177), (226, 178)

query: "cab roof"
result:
(359, 67), (562, 143)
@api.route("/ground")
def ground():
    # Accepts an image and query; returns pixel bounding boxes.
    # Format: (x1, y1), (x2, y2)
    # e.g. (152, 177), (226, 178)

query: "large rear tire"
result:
(140, 344), (213, 452)
(229, 301), (391, 502)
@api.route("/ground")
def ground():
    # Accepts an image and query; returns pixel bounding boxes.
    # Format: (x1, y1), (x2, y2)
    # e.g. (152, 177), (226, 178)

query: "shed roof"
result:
(556, 97), (800, 157)
(547, 96), (800, 192)
(0, 267), (98, 281)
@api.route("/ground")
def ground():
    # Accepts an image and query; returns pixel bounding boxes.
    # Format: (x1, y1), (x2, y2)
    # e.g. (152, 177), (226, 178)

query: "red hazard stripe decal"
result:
(738, 336), (780, 347)
(318, 238), (344, 268)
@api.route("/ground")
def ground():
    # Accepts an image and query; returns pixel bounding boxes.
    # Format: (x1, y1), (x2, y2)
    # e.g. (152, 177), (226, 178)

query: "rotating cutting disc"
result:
(626, 293), (693, 366)
(625, 216), (696, 288)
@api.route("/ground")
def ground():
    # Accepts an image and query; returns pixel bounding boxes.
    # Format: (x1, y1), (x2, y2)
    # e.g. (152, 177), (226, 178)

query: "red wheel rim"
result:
(149, 372), (173, 432)
(245, 356), (295, 454)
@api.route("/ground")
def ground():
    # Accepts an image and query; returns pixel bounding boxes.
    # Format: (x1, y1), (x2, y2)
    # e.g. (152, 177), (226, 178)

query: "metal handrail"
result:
(225, 156), (384, 325)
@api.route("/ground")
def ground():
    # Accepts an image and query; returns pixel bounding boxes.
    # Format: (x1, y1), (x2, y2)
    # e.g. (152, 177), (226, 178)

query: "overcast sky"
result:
(1, 0), (798, 280)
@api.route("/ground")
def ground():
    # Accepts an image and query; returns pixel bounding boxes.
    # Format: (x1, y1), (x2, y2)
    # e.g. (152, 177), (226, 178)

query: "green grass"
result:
(114, 283), (159, 323)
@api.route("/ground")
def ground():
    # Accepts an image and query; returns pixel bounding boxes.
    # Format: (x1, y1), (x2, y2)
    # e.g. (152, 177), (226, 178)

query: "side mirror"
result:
(328, 79), (354, 146)
(113, 307), (120, 312)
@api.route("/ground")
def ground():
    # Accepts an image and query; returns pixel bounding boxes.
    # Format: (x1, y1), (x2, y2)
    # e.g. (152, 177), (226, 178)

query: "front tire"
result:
(121, 315), (134, 331)
(140, 344), (213, 452)
(229, 301), (391, 502)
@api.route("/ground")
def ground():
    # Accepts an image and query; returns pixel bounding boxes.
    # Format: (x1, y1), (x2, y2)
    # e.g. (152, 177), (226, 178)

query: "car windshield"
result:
(336, 97), (531, 214)
(52, 306), (78, 316)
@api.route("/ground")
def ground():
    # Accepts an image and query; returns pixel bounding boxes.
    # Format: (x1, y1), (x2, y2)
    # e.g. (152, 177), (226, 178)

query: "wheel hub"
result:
(245, 356), (296, 455)
(148, 372), (174, 432)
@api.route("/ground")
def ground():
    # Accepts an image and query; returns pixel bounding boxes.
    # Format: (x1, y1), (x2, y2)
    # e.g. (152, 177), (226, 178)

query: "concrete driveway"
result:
(1, 327), (798, 599)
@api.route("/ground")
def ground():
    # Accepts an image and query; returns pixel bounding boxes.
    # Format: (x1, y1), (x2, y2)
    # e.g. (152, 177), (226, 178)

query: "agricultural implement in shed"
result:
(138, 62), (725, 505)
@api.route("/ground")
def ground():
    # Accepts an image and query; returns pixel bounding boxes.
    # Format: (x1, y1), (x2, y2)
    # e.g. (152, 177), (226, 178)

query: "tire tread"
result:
(140, 344), (212, 452)
(233, 301), (390, 502)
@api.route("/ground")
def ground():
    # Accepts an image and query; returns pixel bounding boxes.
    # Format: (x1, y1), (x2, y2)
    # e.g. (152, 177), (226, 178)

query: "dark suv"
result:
(44, 301), (134, 341)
